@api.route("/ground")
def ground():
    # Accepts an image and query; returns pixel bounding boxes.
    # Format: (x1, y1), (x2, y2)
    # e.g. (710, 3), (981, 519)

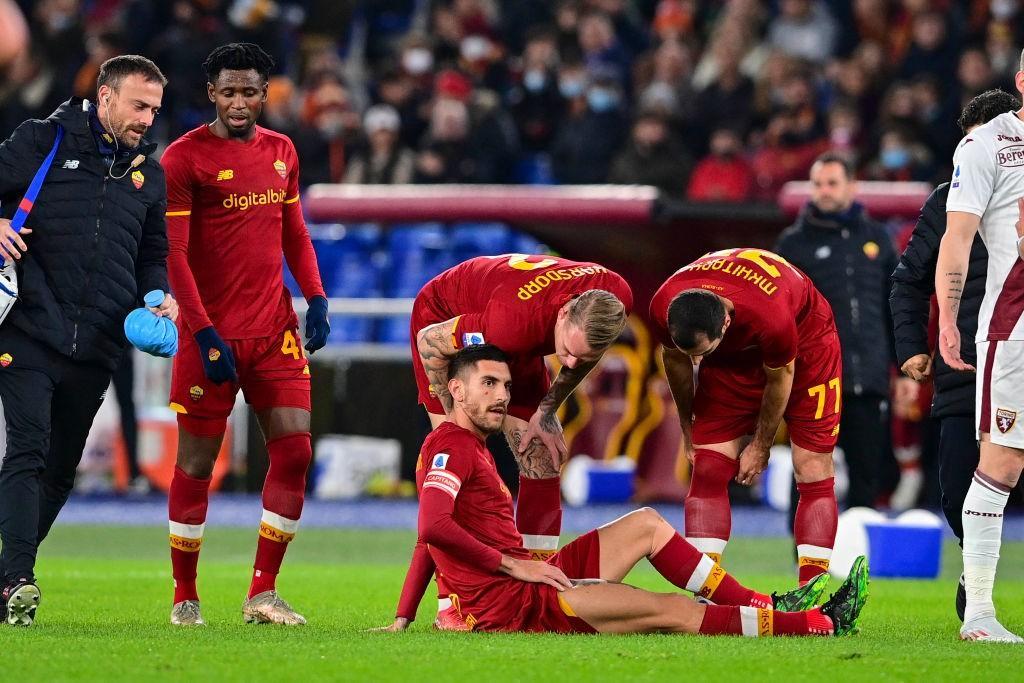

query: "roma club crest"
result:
(273, 159), (287, 179)
(996, 408), (1016, 433)
(131, 170), (144, 189)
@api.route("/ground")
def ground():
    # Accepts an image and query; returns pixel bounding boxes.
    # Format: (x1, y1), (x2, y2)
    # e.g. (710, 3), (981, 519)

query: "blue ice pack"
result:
(124, 290), (178, 357)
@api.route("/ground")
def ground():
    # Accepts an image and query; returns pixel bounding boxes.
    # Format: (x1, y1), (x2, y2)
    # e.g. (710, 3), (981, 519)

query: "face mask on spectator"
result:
(587, 87), (619, 112)
(831, 127), (854, 147)
(524, 70), (547, 93)
(881, 147), (910, 170)
(403, 48), (434, 75)
(559, 77), (585, 99)
(992, 0), (1018, 20)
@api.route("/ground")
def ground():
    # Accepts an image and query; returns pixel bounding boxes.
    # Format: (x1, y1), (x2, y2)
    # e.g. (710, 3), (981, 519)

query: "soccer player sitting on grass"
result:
(377, 344), (868, 635)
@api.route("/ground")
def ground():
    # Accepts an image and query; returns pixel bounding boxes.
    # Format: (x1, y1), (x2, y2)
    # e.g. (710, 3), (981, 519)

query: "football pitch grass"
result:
(8, 525), (1024, 682)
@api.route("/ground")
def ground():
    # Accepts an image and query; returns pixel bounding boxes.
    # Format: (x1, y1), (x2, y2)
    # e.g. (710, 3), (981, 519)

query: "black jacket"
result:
(0, 98), (168, 370)
(775, 202), (898, 398)
(889, 183), (985, 418)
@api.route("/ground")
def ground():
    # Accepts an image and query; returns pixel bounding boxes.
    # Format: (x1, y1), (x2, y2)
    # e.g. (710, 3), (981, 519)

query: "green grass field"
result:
(7, 525), (1024, 681)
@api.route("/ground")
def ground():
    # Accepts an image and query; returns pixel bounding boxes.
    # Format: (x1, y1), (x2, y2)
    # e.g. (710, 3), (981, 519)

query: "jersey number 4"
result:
(281, 330), (304, 360)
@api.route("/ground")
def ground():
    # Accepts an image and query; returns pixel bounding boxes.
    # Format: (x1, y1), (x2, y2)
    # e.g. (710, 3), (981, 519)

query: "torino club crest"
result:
(996, 408), (1016, 434)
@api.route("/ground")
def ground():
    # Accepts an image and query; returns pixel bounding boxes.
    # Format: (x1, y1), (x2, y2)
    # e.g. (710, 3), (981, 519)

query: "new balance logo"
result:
(216, 169), (234, 181)
(62, 160), (79, 169)
(964, 509), (1002, 518)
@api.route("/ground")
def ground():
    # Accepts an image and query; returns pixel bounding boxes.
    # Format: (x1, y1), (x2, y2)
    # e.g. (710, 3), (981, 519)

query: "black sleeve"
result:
(0, 119), (46, 199)
(879, 223), (900, 367)
(889, 188), (945, 366)
(773, 225), (804, 270)
(136, 167), (169, 298)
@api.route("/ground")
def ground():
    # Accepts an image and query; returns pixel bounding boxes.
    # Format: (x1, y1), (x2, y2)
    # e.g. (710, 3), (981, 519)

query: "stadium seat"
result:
(450, 222), (512, 256)
(514, 153), (555, 185)
(377, 315), (412, 345)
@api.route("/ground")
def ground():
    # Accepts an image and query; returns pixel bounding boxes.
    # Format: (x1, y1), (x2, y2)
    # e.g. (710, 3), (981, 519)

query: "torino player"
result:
(387, 344), (867, 636)
(159, 44), (330, 626)
(382, 254), (632, 630)
(650, 249), (842, 585)
(935, 53), (1024, 643)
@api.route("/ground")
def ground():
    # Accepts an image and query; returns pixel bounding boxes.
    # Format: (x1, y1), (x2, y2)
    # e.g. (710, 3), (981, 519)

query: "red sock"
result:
(650, 534), (770, 608)
(168, 466), (211, 604)
(794, 477), (838, 584)
(249, 432), (311, 599)
(699, 605), (833, 636)
(685, 449), (737, 562)
(515, 476), (562, 559)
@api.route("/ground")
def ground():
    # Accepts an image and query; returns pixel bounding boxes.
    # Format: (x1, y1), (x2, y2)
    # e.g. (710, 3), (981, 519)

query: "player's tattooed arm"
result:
(506, 423), (560, 479)
(417, 318), (460, 414)
(661, 347), (696, 463)
(518, 358), (600, 468)
(936, 211), (982, 371)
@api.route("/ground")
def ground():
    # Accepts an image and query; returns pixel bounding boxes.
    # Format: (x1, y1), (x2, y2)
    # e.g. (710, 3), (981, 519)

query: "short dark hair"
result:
(812, 150), (854, 179)
(203, 42), (275, 84)
(667, 289), (726, 351)
(958, 88), (1020, 134)
(447, 344), (510, 383)
(97, 55), (167, 91)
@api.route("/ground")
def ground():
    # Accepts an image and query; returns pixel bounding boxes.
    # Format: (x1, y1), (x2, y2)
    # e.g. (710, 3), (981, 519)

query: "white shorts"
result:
(976, 340), (1024, 448)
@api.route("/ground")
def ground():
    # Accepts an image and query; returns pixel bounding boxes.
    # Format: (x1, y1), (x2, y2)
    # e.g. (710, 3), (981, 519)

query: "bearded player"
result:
(650, 248), (842, 586)
(159, 43), (330, 626)
(383, 344), (867, 635)
(378, 255), (632, 630)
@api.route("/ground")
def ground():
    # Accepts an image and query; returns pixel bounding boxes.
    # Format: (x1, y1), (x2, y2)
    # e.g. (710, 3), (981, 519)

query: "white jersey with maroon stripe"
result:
(947, 111), (1024, 341)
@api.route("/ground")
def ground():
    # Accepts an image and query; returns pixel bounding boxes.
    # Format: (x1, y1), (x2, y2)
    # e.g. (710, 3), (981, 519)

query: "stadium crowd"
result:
(3, 0), (1023, 197)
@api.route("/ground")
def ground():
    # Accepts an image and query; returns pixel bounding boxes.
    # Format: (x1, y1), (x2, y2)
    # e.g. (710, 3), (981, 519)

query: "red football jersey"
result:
(649, 248), (836, 368)
(419, 254), (633, 356)
(162, 124), (324, 339)
(416, 421), (542, 631)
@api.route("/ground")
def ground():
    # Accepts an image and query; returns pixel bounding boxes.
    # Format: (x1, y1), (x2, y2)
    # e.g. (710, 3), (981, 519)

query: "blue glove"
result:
(123, 290), (178, 357)
(304, 295), (330, 353)
(194, 325), (237, 385)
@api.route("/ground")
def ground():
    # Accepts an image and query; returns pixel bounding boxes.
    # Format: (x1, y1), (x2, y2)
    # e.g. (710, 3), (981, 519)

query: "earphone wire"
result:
(102, 97), (133, 180)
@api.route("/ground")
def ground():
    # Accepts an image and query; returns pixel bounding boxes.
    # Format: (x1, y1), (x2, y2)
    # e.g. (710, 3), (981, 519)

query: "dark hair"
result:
(812, 150), (855, 179)
(447, 344), (510, 382)
(97, 55), (167, 91)
(203, 43), (275, 84)
(667, 289), (726, 351)
(958, 88), (1020, 134)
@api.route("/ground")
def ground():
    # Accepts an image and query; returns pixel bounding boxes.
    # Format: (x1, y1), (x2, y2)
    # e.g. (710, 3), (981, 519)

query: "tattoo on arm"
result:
(507, 427), (559, 479)
(417, 321), (458, 414)
(537, 360), (599, 420)
(945, 271), (964, 318)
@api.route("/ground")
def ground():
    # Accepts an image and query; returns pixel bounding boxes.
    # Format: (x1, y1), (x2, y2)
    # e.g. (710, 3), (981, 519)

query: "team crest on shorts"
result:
(0, 353), (11, 367)
(189, 385), (204, 402)
(996, 408), (1017, 433)
(131, 170), (144, 189)
(274, 159), (287, 179)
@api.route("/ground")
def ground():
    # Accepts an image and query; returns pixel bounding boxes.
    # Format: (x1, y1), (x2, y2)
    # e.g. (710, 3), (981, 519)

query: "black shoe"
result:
(820, 556), (869, 636)
(2, 579), (41, 627)
(956, 573), (966, 623)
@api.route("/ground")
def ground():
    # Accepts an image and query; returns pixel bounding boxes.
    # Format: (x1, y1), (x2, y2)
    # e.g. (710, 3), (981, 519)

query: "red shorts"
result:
(170, 324), (311, 428)
(692, 331), (843, 453)
(410, 294), (549, 422)
(519, 530), (602, 634)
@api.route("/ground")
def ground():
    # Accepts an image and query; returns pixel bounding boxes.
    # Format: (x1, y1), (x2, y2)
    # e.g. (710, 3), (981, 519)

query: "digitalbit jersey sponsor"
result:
(419, 254), (633, 357)
(947, 112), (1024, 341)
(649, 248), (836, 368)
(162, 125), (320, 338)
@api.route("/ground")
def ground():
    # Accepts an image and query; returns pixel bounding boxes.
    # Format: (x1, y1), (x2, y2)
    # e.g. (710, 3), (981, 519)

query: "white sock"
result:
(961, 471), (1010, 623)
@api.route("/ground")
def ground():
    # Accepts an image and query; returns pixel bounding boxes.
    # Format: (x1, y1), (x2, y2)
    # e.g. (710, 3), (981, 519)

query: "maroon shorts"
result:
(692, 331), (843, 453)
(410, 294), (549, 422)
(524, 530), (602, 634)
(170, 324), (311, 426)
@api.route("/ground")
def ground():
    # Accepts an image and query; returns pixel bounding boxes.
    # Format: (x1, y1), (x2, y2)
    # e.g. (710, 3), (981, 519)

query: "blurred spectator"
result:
(578, 10), (630, 87)
(551, 72), (627, 184)
(686, 128), (754, 202)
(507, 27), (564, 152)
(694, 41), (755, 143)
(375, 66), (430, 150)
(651, 0), (697, 43)
(294, 78), (362, 186)
(414, 94), (474, 183)
(262, 75), (300, 139)
(957, 47), (996, 103)
(862, 126), (934, 182)
(72, 30), (123, 100)
(826, 101), (864, 156)
(345, 104), (415, 184)
(898, 11), (957, 81)
(634, 38), (698, 141)
(608, 112), (693, 194)
(766, 0), (838, 64)
(986, 20), (1020, 86)
(775, 151), (898, 511)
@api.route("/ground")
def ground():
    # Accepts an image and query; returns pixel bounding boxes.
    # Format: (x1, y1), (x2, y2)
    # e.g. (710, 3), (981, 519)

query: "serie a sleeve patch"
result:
(423, 469), (462, 499)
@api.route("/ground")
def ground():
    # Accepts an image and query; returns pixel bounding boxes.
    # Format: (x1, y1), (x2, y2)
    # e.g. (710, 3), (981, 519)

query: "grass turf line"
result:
(5, 525), (1023, 682)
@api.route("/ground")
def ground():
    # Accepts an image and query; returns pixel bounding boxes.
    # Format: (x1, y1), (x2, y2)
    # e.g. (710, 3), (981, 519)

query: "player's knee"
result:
(792, 451), (834, 483)
(627, 506), (665, 535)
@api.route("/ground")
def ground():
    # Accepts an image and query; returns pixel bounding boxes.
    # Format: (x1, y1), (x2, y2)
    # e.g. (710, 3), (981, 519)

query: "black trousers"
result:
(0, 326), (110, 583)
(936, 415), (979, 544)
(111, 352), (139, 480)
